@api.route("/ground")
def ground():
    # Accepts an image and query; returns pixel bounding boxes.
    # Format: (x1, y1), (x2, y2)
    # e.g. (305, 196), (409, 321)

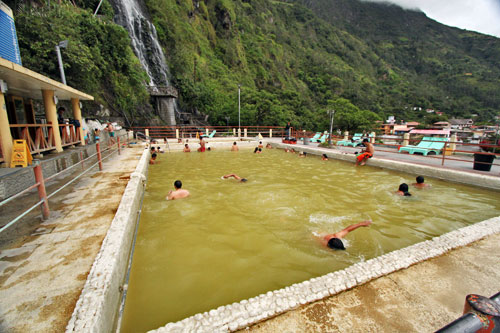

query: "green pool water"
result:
(121, 149), (500, 332)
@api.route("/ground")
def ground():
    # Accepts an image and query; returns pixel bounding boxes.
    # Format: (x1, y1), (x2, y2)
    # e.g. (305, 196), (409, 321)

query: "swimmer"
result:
(157, 146), (164, 153)
(322, 154), (328, 161)
(318, 220), (372, 250)
(166, 180), (190, 200)
(355, 139), (374, 166)
(254, 147), (259, 153)
(222, 174), (248, 182)
(258, 141), (264, 148)
(183, 144), (190, 152)
(299, 151), (307, 157)
(396, 183), (411, 196)
(284, 148), (289, 153)
(149, 153), (159, 164)
(231, 142), (239, 151)
(266, 143), (272, 149)
(412, 176), (431, 188)
(197, 137), (206, 152)
(150, 147), (156, 154)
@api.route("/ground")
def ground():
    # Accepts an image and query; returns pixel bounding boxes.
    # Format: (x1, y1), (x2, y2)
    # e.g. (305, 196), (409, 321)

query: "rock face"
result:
(109, 0), (170, 87)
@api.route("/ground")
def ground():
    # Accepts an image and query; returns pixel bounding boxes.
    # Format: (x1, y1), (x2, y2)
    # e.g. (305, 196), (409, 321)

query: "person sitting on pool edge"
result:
(231, 142), (239, 151)
(396, 183), (411, 196)
(166, 180), (190, 200)
(319, 220), (372, 250)
(222, 174), (247, 182)
(355, 138), (374, 166)
(149, 153), (159, 164)
(183, 144), (190, 152)
(412, 176), (431, 188)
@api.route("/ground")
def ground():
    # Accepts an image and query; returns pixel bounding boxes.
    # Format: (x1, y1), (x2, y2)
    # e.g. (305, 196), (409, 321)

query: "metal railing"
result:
(127, 125), (286, 139)
(0, 134), (128, 235)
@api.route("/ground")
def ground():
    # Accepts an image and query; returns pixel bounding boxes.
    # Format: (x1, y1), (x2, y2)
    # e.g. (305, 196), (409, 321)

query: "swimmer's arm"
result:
(334, 220), (372, 239)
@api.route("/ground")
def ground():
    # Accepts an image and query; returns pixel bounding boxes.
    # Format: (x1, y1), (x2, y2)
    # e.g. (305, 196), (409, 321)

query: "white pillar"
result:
(269, 129), (272, 138)
(403, 133), (410, 146)
(175, 129), (179, 139)
(233, 128), (236, 137)
(145, 129), (149, 137)
(237, 128), (241, 138)
(370, 132), (376, 144)
(343, 131), (349, 141)
(205, 128), (209, 136)
(244, 128), (247, 137)
(450, 133), (457, 151)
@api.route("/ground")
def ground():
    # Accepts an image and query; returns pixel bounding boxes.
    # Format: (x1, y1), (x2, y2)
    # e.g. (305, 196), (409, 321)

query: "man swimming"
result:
(412, 176), (431, 188)
(266, 143), (272, 149)
(322, 154), (328, 161)
(149, 153), (159, 164)
(355, 138), (374, 166)
(396, 183), (411, 196)
(319, 220), (372, 250)
(222, 174), (248, 182)
(166, 180), (190, 200)
(183, 144), (191, 152)
(231, 142), (239, 151)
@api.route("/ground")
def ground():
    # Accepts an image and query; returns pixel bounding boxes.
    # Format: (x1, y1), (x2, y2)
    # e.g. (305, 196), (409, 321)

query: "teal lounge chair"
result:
(202, 130), (216, 138)
(305, 132), (322, 142)
(399, 137), (446, 156)
(311, 132), (328, 143)
(338, 133), (362, 146)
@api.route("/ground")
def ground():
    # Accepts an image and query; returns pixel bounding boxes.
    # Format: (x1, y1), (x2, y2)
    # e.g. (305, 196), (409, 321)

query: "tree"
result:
(329, 98), (380, 133)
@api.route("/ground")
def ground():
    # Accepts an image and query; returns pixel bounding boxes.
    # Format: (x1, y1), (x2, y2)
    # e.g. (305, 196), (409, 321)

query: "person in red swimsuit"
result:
(197, 137), (206, 152)
(355, 138), (374, 166)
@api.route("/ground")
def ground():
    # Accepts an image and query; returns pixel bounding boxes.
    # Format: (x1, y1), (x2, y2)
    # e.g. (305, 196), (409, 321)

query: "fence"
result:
(127, 125), (286, 140)
(0, 134), (128, 235)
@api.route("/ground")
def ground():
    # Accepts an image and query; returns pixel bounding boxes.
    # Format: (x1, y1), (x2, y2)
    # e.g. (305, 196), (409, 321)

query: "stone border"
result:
(152, 216), (500, 333)
(65, 148), (150, 333)
(272, 142), (500, 191)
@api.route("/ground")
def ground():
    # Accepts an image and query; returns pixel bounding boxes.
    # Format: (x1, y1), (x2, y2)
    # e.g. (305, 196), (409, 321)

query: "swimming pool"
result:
(121, 149), (500, 332)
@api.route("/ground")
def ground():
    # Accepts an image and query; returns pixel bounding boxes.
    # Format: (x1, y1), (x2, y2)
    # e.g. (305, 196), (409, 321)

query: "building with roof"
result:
(449, 118), (473, 130)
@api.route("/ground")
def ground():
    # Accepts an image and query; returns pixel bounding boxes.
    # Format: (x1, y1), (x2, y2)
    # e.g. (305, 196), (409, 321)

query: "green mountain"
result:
(9, 0), (500, 129)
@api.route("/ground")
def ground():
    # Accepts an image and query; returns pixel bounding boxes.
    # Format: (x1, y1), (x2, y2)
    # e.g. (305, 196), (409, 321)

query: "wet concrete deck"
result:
(0, 146), (143, 332)
(245, 232), (500, 332)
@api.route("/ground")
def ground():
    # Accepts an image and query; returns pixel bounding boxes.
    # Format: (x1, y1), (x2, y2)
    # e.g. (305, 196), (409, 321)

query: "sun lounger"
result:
(303, 132), (321, 141)
(337, 133), (363, 146)
(399, 137), (447, 156)
(311, 132), (328, 143)
(201, 130), (216, 138)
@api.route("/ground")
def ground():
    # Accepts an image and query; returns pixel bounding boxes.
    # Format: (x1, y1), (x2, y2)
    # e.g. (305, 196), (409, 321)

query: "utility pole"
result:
(238, 84), (241, 129)
(328, 109), (335, 146)
(55, 40), (68, 85)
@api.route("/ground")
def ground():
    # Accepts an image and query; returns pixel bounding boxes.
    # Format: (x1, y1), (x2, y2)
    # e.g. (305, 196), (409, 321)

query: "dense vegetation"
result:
(9, 0), (151, 125)
(9, 0), (500, 130)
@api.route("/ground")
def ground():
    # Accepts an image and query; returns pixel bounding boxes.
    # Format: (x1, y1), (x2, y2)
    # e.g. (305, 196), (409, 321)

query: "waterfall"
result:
(109, 0), (170, 88)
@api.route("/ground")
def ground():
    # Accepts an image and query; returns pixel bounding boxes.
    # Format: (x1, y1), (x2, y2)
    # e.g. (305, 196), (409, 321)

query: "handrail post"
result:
(96, 142), (103, 171)
(442, 141), (447, 166)
(117, 137), (121, 155)
(33, 160), (50, 220)
(80, 151), (84, 170)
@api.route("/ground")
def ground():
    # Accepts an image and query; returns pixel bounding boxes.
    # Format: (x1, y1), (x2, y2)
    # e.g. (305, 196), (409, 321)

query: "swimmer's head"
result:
(233, 142), (237, 145)
(398, 183), (409, 192)
(151, 153), (157, 159)
(416, 176), (424, 184)
(174, 180), (182, 189)
(241, 178), (248, 182)
(157, 146), (160, 150)
(259, 141), (262, 144)
(208, 147), (211, 151)
(327, 238), (346, 250)
(185, 144), (188, 147)
(363, 138), (369, 143)
(151, 147), (155, 151)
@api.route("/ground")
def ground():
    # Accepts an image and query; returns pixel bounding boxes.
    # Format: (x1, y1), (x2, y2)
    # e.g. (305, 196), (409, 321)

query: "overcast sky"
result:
(365, 0), (500, 37)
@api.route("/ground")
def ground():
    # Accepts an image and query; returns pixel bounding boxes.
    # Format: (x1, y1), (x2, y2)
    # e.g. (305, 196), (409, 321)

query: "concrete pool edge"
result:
(272, 142), (500, 191)
(65, 148), (149, 333)
(151, 216), (500, 332)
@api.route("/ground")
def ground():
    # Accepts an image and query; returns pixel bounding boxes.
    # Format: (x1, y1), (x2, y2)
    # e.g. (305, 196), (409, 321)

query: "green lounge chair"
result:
(338, 133), (362, 146)
(306, 132), (322, 141)
(202, 130), (216, 138)
(311, 132), (328, 143)
(399, 137), (446, 156)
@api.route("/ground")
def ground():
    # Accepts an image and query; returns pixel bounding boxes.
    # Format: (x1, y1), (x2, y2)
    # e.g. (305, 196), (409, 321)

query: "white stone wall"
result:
(65, 148), (150, 333)
(151, 216), (500, 333)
